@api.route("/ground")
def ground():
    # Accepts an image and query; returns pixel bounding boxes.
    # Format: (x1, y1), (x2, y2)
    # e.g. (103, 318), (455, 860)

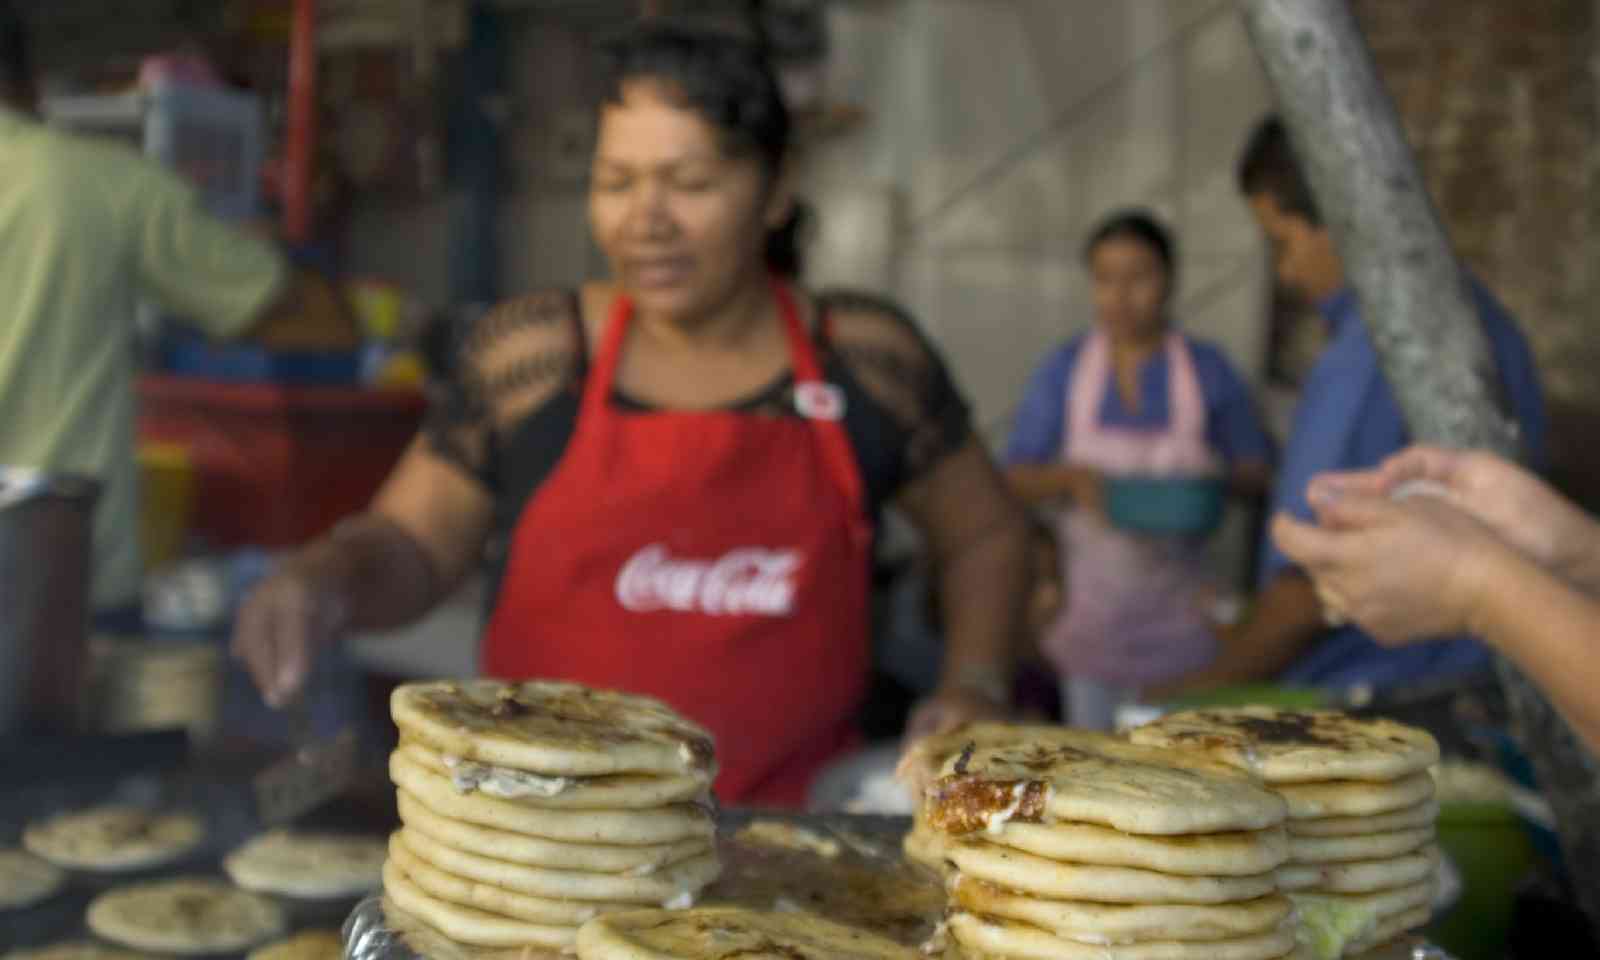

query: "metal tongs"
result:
(252, 689), (359, 825)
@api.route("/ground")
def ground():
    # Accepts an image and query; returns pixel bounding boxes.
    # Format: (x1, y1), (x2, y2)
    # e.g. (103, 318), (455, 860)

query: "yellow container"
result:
(347, 279), (405, 341)
(138, 443), (194, 572)
(376, 350), (426, 388)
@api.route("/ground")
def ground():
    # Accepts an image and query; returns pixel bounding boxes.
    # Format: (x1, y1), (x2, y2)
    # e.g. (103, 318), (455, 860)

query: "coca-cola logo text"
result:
(614, 543), (802, 617)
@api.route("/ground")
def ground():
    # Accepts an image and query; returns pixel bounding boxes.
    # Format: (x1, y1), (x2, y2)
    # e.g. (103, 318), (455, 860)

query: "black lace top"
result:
(423, 288), (974, 590)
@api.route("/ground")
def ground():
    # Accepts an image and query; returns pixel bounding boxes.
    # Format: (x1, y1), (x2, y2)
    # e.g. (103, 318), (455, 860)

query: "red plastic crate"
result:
(137, 375), (426, 548)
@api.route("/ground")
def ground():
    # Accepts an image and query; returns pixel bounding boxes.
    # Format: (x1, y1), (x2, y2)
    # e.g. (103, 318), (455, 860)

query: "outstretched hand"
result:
(1273, 490), (1512, 644)
(1308, 446), (1596, 581)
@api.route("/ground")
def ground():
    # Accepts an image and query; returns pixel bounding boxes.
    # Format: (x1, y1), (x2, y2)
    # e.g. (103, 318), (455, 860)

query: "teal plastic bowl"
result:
(1105, 474), (1226, 538)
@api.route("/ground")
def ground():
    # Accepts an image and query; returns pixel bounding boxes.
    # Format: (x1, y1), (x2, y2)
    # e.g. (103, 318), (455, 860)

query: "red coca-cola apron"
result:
(482, 279), (872, 807)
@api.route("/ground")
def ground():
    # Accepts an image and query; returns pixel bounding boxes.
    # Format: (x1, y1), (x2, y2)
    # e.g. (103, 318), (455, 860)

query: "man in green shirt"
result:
(1, 3), (293, 620)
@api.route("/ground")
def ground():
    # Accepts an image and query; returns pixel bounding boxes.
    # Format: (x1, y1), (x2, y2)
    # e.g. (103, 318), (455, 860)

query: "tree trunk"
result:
(1240, 0), (1600, 925)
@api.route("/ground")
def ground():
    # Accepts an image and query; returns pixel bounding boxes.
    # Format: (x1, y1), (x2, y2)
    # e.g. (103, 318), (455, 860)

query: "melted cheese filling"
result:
(441, 755), (573, 799)
(983, 782), (1052, 835)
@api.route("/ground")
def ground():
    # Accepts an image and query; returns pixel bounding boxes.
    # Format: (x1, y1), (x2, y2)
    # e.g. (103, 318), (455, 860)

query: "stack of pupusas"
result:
(1131, 708), (1440, 957)
(383, 680), (722, 954)
(917, 727), (1301, 960)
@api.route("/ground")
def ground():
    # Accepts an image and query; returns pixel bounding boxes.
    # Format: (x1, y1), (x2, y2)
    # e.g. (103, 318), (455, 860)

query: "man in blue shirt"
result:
(1159, 116), (1547, 695)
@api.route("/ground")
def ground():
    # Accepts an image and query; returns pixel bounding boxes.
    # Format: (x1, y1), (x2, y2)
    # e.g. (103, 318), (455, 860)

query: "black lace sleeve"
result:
(421, 290), (584, 489)
(817, 290), (974, 483)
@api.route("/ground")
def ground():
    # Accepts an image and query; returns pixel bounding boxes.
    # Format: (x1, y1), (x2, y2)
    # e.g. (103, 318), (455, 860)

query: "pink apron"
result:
(1044, 330), (1221, 692)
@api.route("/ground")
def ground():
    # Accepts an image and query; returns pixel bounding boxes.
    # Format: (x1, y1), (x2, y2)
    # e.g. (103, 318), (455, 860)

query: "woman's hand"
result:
(232, 564), (349, 708)
(229, 501), (466, 709)
(1309, 446), (1600, 587)
(903, 684), (1011, 743)
(1273, 492), (1515, 644)
(1069, 467), (1107, 518)
(1006, 464), (1104, 515)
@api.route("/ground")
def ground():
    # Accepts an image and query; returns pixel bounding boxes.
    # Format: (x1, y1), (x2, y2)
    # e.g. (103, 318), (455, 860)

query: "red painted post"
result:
(283, 0), (317, 243)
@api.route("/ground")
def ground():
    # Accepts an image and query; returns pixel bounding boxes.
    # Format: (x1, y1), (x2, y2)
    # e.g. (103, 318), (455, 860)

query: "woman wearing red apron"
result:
(1005, 211), (1277, 729)
(478, 280), (874, 803)
(231, 21), (1029, 807)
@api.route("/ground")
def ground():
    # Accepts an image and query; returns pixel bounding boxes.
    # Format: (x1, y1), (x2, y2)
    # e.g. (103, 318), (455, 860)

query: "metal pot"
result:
(0, 468), (100, 735)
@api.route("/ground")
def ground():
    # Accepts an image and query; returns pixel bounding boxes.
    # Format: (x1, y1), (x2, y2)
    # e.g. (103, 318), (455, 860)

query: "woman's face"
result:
(1089, 236), (1170, 343)
(589, 81), (786, 322)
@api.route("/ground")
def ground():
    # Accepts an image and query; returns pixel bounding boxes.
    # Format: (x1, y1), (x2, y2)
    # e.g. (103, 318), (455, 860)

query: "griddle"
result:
(0, 732), (394, 955)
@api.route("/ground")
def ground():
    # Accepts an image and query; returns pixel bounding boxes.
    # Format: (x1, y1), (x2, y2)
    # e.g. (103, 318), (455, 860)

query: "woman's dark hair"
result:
(596, 19), (807, 277)
(1082, 209), (1177, 289)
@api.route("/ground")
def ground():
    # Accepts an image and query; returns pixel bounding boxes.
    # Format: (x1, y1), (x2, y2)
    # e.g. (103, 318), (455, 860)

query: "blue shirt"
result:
(1266, 282), (1548, 690)
(1005, 332), (1276, 469)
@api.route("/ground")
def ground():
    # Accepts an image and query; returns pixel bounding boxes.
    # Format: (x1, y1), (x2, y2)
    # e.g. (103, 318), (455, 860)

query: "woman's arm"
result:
(232, 439), (494, 706)
(1469, 547), (1600, 755)
(231, 289), (587, 706)
(817, 293), (1032, 738)
(1145, 570), (1326, 700)
(1275, 491), (1600, 753)
(1002, 344), (1083, 507)
(1006, 463), (1103, 510)
(899, 439), (1033, 738)
(358, 438), (498, 624)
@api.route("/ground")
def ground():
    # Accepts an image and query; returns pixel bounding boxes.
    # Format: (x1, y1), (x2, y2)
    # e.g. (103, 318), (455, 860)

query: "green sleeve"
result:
(131, 163), (287, 339)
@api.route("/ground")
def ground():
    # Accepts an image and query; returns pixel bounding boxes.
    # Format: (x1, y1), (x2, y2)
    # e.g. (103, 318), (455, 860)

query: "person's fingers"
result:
(911, 699), (957, 739)
(269, 583), (319, 708)
(233, 589), (282, 707)
(271, 624), (310, 709)
(911, 693), (994, 742)
(1271, 520), (1353, 627)
(1311, 492), (1398, 532)
(1367, 626), (1411, 648)
(895, 736), (928, 778)
(1390, 478), (1454, 502)
(903, 708), (940, 743)
(1271, 512), (1344, 568)
(1380, 445), (1462, 488)
(1307, 470), (1389, 506)
(1313, 580), (1349, 627)
(229, 593), (256, 663)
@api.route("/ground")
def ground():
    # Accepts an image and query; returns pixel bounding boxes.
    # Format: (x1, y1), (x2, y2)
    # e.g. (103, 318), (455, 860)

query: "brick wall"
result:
(1351, 0), (1599, 500)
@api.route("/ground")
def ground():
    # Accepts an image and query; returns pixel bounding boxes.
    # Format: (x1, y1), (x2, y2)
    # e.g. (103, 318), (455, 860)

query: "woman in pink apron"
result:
(230, 20), (1028, 806)
(1006, 211), (1276, 729)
